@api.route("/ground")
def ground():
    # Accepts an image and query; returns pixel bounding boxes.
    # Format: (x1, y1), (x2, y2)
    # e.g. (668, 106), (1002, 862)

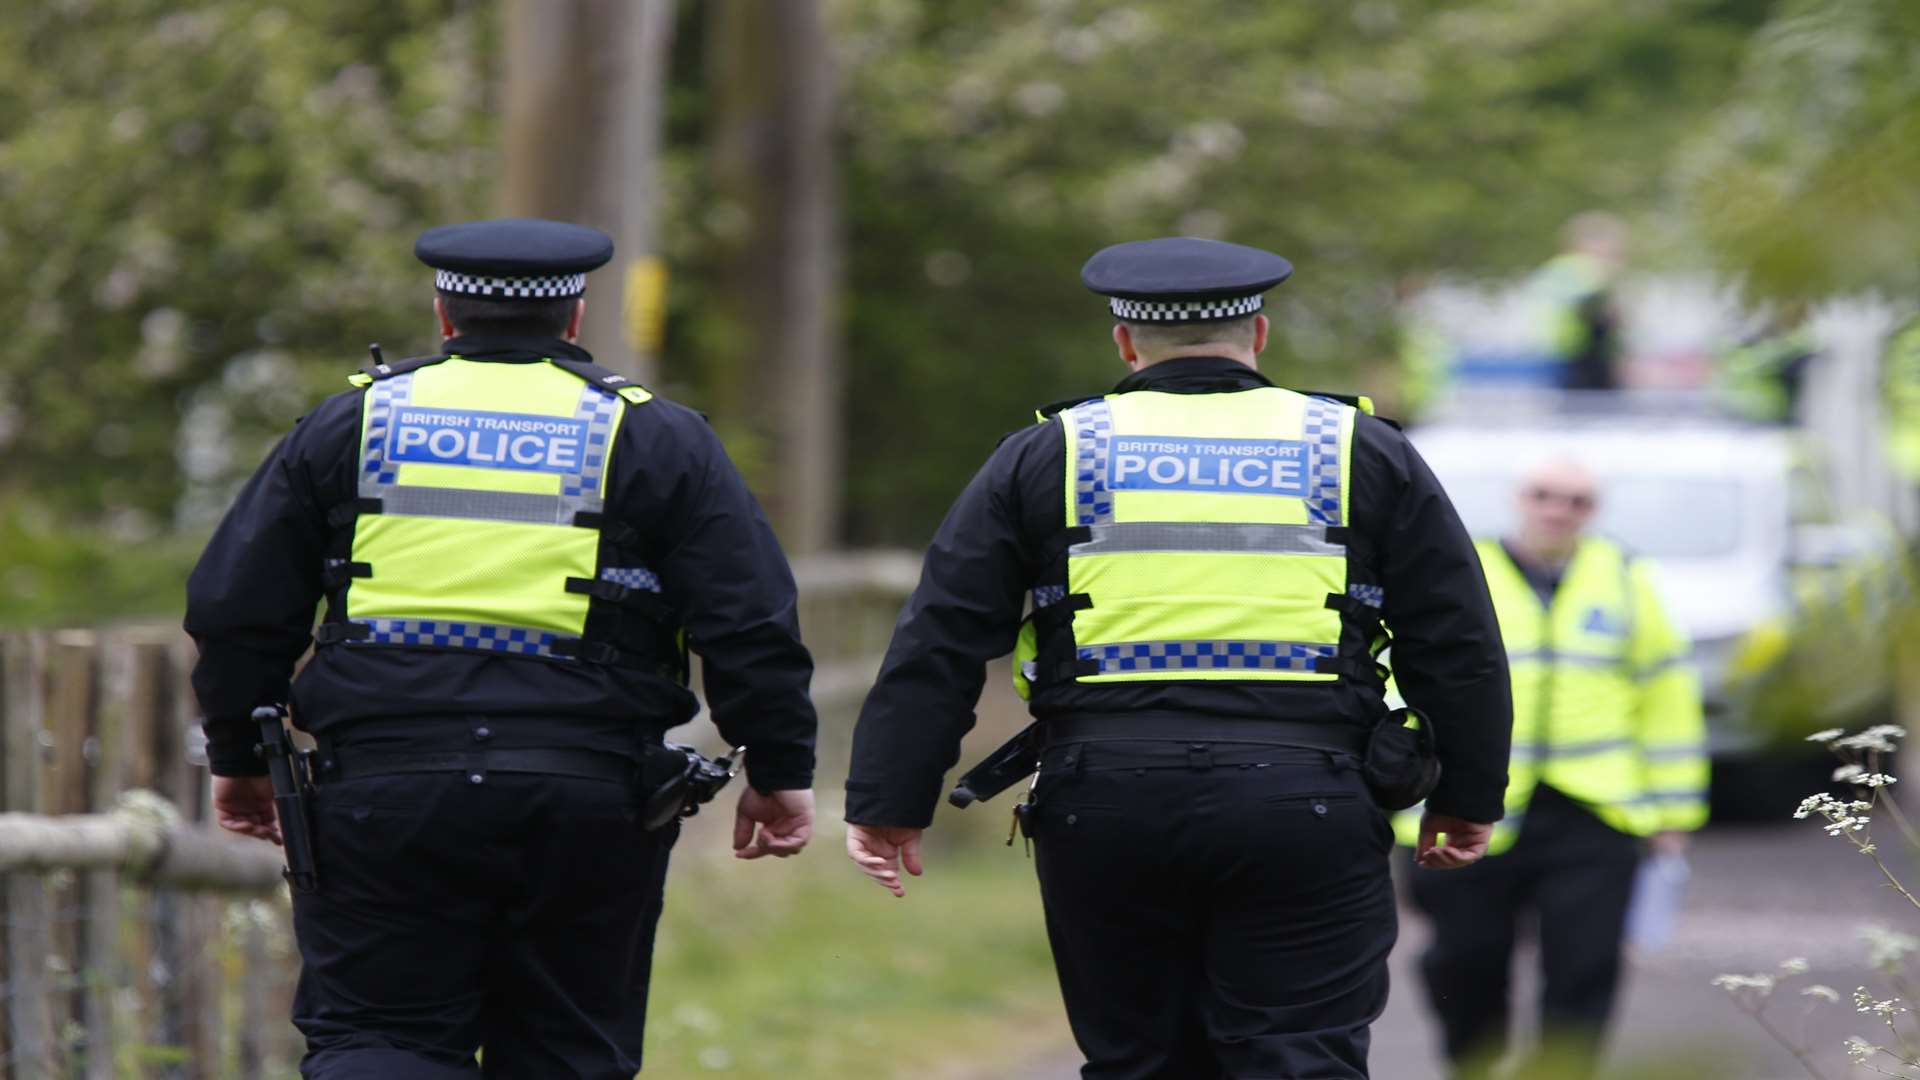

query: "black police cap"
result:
(414, 218), (614, 300)
(1081, 237), (1293, 323)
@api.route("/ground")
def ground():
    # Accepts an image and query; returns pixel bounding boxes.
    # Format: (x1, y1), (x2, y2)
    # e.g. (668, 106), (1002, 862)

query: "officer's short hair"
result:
(1121, 313), (1259, 351)
(439, 292), (579, 338)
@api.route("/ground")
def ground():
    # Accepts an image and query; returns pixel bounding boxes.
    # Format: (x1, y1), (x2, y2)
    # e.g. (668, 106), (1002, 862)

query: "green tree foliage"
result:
(1, 0), (1792, 620)
(0, 0), (494, 535)
(1681, 0), (1920, 303)
(807, 0), (1774, 541)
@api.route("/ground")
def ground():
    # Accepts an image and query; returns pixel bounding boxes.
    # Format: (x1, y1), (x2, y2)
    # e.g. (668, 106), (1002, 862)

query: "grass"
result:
(643, 817), (1070, 1080)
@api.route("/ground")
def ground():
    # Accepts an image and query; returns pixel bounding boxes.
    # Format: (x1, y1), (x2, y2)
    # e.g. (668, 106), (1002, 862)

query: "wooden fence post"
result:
(5, 633), (55, 1080)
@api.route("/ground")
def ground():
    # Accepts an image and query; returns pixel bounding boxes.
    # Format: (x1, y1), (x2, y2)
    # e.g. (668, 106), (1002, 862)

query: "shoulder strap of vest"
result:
(1036, 393), (1103, 422)
(1301, 391), (1403, 430)
(347, 352), (452, 388)
(543, 355), (655, 405)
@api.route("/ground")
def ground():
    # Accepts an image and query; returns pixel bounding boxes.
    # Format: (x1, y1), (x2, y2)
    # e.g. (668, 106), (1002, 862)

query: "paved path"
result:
(990, 821), (1917, 1079)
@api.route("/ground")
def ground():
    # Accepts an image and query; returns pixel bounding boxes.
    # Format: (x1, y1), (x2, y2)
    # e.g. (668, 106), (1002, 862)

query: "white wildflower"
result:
(1847, 1035), (1876, 1063)
(1780, 958), (1810, 974)
(1834, 764), (1867, 784)
(1835, 732), (1899, 753)
(1862, 774), (1899, 789)
(1807, 728), (1845, 743)
(1864, 725), (1908, 741)
(1802, 984), (1841, 1002)
(1852, 985), (1906, 1017)
(1713, 972), (1778, 996)
(1861, 926), (1920, 970)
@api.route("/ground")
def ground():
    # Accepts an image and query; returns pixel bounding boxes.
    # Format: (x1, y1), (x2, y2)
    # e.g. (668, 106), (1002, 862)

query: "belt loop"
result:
(1188, 743), (1213, 771)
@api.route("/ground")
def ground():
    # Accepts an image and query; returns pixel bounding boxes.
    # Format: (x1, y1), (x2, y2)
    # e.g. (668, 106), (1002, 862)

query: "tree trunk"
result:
(708, 0), (844, 553)
(501, 0), (676, 382)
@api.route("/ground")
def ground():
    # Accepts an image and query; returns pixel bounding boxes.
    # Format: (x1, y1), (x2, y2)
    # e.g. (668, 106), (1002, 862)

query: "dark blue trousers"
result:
(1030, 741), (1398, 1080)
(291, 771), (676, 1079)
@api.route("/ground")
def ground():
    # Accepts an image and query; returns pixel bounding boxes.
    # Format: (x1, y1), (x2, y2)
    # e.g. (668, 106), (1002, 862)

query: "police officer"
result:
(186, 219), (819, 1079)
(843, 238), (1515, 1079)
(1396, 460), (1707, 1080)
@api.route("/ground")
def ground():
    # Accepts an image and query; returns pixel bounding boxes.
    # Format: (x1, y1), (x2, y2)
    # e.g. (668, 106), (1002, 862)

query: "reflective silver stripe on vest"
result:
(1067, 399), (1116, 526)
(1505, 648), (1627, 670)
(357, 374), (618, 521)
(376, 486), (581, 525)
(353, 617), (561, 658)
(1640, 744), (1704, 762)
(1622, 788), (1707, 805)
(1069, 522), (1345, 557)
(1513, 737), (1635, 762)
(359, 372), (417, 493)
(1079, 638), (1337, 674)
(1302, 396), (1346, 526)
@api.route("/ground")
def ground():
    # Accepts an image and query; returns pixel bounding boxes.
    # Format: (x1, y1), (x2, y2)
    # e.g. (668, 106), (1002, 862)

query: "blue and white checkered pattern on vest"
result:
(1078, 639), (1337, 673)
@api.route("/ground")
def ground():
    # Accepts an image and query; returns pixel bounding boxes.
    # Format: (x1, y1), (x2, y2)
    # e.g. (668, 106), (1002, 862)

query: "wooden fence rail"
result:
(0, 550), (919, 1079)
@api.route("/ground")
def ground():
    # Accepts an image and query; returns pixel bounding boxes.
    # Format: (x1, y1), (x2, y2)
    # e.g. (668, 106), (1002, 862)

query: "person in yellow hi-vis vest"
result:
(186, 219), (819, 1078)
(1395, 459), (1707, 1080)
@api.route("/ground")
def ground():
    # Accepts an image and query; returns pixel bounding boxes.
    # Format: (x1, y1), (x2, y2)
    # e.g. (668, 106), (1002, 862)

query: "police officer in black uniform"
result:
(186, 219), (818, 1079)
(844, 238), (1513, 1079)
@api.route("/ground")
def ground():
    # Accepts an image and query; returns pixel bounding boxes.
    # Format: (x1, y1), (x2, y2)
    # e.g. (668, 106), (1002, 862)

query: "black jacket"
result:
(184, 335), (817, 793)
(846, 357), (1511, 827)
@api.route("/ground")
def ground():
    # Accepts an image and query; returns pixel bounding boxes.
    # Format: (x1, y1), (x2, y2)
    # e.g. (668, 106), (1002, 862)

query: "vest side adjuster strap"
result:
(328, 498), (384, 528)
(564, 576), (673, 621)
(313, 622), (372, 645)
(570, 512), (640, 545)
(550, 638), (646, 667)
(321, 562), (372, 589)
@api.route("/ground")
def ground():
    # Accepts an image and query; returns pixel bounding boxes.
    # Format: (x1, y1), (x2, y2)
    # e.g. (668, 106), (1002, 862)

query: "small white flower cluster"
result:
(1802, 984), (1841, 1003)
(1795, 793), (1873, 835)
(1834, 725), (1908, 754)
(1832, 764), (1900, 787)
(1780, 957), (1810, 975)
(1847, 1035), (1875, 1064)
(1712, 972), (1778, 997)
(1807, 728), (1845, 742)
(1861, 925), (1920, 970)
(1854, 985), (1907, 1017)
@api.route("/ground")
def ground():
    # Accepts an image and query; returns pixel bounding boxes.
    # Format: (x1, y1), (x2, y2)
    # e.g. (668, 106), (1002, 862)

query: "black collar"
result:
(440, 334), (597, 365)
(1112, 356), (1273, 395)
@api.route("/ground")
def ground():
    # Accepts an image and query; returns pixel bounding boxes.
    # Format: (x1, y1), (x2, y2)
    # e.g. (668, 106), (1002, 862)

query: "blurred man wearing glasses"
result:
(1398, 459), (1708, 1080)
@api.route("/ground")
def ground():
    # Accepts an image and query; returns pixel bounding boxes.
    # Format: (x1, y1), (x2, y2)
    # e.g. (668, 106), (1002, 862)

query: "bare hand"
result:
(733, 787), (814, 860)
(846, 824), (924, 898)
(1416, 811), (1492, 870)
(1649, 830), (1690, 857)
(213, 776), (282, 846)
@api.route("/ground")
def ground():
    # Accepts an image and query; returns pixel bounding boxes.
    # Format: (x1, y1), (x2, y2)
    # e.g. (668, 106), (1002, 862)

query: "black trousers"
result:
(1029, 740), (1398, 1080)
(291, 770), (677, 1079)
(1408, 785), (1641, 1080)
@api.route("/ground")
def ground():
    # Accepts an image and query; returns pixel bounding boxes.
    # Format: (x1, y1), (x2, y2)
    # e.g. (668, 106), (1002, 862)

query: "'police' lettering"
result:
(1105, 435), (1311, 497)
(383, 407), (593, 476)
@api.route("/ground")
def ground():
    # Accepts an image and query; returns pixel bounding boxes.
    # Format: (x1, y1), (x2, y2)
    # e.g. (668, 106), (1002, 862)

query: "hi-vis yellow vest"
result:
(316, 352), (669, 668)
(1013, 386), (1383, 697)
(1394, 537), (1708, 854)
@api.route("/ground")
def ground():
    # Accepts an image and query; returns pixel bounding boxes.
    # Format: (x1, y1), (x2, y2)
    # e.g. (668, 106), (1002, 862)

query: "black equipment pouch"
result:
(641, 743), (741, 832)
(253, 705), (320, 893)
(1363, 707), (1441, 811)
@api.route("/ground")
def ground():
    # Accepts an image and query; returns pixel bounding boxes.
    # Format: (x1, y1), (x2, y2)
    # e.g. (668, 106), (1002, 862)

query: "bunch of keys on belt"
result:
(1007, 770), (1040, 856)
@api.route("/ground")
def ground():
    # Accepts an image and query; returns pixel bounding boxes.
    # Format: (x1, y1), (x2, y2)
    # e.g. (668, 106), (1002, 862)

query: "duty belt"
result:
(1044, 714), (1368, 755)
(320, 746), (640, 786)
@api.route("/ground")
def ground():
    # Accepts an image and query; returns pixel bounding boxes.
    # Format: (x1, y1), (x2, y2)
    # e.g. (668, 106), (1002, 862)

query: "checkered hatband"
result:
(434, 269), (588, 299)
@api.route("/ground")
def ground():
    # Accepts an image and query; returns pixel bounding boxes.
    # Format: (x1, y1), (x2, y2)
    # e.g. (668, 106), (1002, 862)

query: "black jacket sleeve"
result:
(844, 426), (1047, 827)
(1356, 417), (1513, 822)
(639, 405), (818, 793)
(185, 393), (358, 776)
